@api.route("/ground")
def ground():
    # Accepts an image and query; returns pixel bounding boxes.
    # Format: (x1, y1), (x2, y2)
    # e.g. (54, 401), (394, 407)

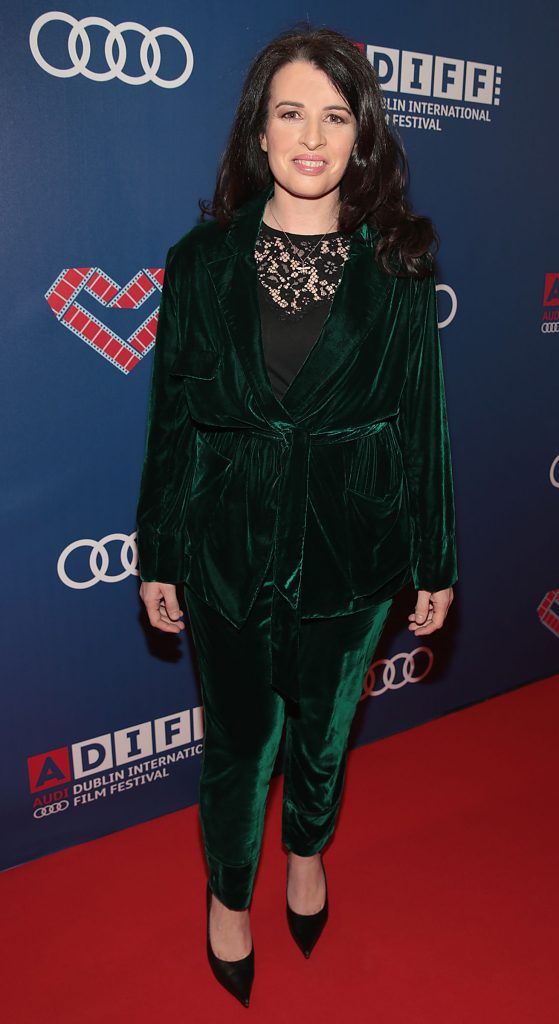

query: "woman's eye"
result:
(280, 111), (346, 124)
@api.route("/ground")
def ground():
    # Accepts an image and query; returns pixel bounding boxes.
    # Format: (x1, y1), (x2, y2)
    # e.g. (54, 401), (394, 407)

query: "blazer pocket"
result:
(346, 477), (411, 596)
(170, 346), (221, 380)
(346, 478), (403, 549)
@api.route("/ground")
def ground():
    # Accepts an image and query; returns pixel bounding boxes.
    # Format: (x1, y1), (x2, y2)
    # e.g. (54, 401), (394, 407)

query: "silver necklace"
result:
(266, 201), (340, 273)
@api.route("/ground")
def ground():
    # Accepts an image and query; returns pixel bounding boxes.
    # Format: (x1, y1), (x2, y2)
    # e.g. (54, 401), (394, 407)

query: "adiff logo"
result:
(541, 273), (559, 333)
(352, 40), (502, 131)
(45, 265), (165, 374)
(27, 708), (204, 796)
(543, 273), (559, 307)
(28, 746), (72, 792)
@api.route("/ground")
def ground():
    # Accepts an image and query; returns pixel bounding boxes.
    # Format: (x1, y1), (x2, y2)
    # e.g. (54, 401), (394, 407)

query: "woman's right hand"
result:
(139, 581), (186, 634)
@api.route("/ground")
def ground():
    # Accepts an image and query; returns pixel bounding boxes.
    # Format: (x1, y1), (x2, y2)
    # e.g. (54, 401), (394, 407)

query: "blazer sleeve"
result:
(135, 243), (195, 583)
(398, 265), (458, 592)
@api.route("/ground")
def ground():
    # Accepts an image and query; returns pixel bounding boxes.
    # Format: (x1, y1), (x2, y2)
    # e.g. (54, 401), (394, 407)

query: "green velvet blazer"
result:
(135, 180), (458, 702)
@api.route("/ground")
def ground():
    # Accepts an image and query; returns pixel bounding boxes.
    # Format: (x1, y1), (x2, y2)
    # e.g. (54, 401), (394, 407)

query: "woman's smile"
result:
(292, 157), (328, 175)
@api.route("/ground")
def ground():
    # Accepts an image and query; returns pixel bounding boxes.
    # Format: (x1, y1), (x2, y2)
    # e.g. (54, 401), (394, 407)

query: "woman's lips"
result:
(292, 158), (327, 175)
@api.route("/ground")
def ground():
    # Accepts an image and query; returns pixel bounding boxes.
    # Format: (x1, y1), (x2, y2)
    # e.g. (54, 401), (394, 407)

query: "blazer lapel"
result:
(205, 181), (392, 425)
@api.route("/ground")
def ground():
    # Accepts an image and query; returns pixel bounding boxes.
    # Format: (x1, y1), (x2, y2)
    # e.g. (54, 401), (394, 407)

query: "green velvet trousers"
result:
(184, 568), (393, 911)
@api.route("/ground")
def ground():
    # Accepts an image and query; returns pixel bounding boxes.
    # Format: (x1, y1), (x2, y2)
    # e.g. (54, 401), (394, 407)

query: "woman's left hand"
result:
(408, 588), (454, 635)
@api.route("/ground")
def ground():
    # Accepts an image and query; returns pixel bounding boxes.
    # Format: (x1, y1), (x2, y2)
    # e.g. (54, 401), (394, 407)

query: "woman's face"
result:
(259, 60), (358, 200)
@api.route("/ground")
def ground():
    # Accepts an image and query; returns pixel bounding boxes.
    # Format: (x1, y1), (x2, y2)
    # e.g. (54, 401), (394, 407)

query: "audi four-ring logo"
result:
(435, 284), (457, 329)
(361, 647), (434, 696)
(58, 532), (138, 588)
(34, 800), (70, 819)
(29, 12), (194, 88)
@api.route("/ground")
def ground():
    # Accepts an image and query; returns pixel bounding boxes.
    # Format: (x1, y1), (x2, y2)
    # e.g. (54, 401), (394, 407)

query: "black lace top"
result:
(254, 221), (351, 400)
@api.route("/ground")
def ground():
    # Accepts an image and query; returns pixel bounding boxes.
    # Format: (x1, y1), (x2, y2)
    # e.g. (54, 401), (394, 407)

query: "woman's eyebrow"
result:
(274, 100), (351, 114)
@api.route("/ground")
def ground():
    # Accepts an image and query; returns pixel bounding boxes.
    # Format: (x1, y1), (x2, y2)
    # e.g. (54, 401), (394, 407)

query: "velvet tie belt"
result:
(205, 419), (390, 705)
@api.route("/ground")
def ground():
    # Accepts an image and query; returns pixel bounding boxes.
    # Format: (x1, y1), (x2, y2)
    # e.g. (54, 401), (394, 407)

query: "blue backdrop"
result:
(2, 1), (558, 871)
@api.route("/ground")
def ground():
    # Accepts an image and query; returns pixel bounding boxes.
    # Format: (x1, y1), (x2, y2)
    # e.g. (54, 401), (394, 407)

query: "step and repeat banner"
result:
(2, 2), (557, 870)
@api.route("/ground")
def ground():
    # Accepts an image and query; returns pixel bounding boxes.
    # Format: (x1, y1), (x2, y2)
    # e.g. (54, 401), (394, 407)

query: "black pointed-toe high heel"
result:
(286, 852), (329, 959)
(206, 881), (254, 1007)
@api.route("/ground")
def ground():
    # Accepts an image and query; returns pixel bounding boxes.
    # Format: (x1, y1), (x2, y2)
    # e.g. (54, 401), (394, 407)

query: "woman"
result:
(135, 24), (457, 1008)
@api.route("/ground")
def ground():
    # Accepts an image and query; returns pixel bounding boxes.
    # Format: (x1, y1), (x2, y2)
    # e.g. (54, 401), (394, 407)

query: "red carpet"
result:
(4, 675), (558, 1022)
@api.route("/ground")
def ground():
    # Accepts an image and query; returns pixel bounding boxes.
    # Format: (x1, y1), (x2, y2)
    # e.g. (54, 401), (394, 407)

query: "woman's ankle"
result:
(209, 893), (252, 958)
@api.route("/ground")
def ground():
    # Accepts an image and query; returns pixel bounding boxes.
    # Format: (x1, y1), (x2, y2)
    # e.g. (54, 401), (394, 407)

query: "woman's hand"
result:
(139, 581), (186, 634)
(408, 587), (454, 635)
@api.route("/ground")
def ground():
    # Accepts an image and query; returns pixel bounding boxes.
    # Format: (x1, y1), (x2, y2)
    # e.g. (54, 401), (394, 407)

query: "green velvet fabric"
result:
(185, 563), (393, 910)
(135, 180), (458, 703)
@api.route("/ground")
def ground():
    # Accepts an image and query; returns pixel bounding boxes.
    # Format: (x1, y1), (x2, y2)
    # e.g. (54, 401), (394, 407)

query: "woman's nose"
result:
(298, 119), (326, 148)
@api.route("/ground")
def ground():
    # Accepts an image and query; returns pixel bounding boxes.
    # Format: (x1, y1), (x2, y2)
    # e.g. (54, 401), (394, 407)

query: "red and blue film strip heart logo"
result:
(537, 590), (559, 639)
(45, 266), (164, 374)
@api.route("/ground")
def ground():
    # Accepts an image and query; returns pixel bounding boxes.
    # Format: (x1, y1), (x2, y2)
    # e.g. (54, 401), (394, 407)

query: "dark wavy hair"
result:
(199, 22), (439, 278)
